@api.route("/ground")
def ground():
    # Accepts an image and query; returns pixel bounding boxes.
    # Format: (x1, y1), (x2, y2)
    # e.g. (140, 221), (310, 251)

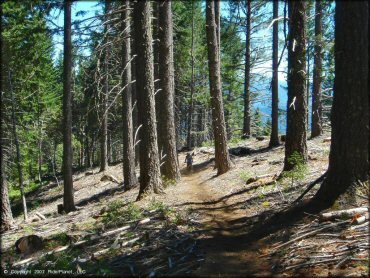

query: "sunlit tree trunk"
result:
(242, 0), (251, 138)
(269, 0), (280, 147)
(121, 0), (138, 190)
(283, 0), (308, 171)
(311, 0), (323, 138)
(206, 0), (232, 175)
(311, 1), (369, 208)
(157, 0), (181, 181)
(99, 2), (109, 172)
(133, 1), (163, 199)
(62, 0), (75, 213)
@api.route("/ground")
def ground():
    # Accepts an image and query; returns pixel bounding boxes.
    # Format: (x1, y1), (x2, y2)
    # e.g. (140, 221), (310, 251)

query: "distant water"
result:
(252, 81), (312, 134)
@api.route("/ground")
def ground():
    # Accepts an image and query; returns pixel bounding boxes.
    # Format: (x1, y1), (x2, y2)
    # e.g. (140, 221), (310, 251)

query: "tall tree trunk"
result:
(1, 152), (13, 231)
(9, 71), (28, 221)
(99, 2), (109, 172)
(63, 0), (75, 213)
(242, 0), (251, 138)
(306, 4), (311, 130)
(283, 0), (307, 171)
(52, 141), (60, 186)
(311, 1), (369, 209)
(0, 6), (14, 228)
(37, 88), (43, 183)
(215, 0), (221, 50)
(206, 0), (232, 175)
(269, 0), (280, 147)
(133, 1), (163, 200)
(311, 0), (323, 138)
(157, 0), (181, 181)
(187, 1), (195, 150)
(122, 0), (138, 190)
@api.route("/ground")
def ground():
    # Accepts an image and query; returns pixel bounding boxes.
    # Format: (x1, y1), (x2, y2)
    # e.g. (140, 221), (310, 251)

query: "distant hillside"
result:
(252, 80), (312, 134)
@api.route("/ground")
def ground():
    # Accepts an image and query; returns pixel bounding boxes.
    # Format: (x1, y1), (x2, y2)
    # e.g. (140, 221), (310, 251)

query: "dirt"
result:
(1, 134), (368, 276)
(180, 169), (272, 277)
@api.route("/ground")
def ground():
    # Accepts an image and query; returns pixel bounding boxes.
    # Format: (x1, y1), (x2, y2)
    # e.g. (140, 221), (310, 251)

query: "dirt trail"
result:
(180, 166), (272, 277)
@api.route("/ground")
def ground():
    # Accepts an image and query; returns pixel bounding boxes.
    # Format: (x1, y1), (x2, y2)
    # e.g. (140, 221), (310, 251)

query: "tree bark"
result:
(0, 6), (14, 228)
(9, 70), (28, 221)
(242, 0), (251, 138)
(215, 0), (221, 51)
(133, 1), (163, 199)
(283, 0), (307, 171)
(311, 1), (369, 208)
(37, 88), (43, 183)
(269, 0), (280, 147)
(186, 1), (195, 151)
(99, 2), (109, 172)
(206, 0), (232, 175)
(62, 0), (75, 213)
(311, 0), (323, 138)
(157, 0), (181, 181)
(121, 0), (138, 190)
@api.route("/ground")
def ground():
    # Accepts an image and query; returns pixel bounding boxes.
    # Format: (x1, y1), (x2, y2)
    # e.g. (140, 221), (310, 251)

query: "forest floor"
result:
(1, 133), (369, 277)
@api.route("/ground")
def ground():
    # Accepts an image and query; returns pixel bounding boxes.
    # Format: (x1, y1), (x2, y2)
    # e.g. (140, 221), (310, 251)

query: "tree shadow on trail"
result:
(180, 158), (215, 176)
(227, 199), (324, 245)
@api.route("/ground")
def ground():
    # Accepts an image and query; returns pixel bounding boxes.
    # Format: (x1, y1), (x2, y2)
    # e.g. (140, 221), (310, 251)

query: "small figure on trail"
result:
(185, 152), (194, 171)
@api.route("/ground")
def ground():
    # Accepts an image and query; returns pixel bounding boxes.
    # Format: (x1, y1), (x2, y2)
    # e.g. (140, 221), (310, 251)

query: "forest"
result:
(1, 0), (369, 277)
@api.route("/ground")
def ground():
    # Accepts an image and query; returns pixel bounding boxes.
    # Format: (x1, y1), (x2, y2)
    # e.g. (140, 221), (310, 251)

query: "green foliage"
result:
(101, 201), (142, 228)
(2, 1), (62, 186)
(171, 211), (187, 226)
(23, 225), (34, 235)
(46, 232), (70, 249)
(229, 137), (245, 147)
(162, 176), (177, 188)
(239, 171), (252, 183)
(282, 152), (308, 186)
(201, 140), (213, 147)
(9, 181), (42, 202)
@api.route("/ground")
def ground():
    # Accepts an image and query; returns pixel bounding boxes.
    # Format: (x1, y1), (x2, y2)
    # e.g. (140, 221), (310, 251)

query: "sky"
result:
(49, 1), (290, 128)
(49, 1), (101, 59)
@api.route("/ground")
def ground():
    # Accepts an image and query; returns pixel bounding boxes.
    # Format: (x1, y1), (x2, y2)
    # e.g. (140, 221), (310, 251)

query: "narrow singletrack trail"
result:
(179, 166), (272, 277)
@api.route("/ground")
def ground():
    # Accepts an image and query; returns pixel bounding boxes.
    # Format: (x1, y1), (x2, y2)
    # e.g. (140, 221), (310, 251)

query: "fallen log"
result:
(100, 174), (119, 183)
(73, 218), (150, 246)
(319, 207), (369, 222)
(12, 245), (69, 267)
(91, 236), (141, 258)
(35, 212), (46, 220)
(270, 220), (350, 252)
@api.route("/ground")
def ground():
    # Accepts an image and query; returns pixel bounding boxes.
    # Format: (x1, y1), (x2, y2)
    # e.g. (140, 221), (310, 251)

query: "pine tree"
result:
(121, 0), (138, 190)
(133, 1), (163, 199)
(0, 3), (14, 228)
(157, 0), (181, 181)
(242, 0), (251, 139)
(63, 0), (75, 212)
(99, 2), (110, 172)
(283, 0), (308, 171)
(206, 0), (232, 175)
(269, 0), (280, 147)
(310, 1), (369, 208)
(311, 0), (323, 138)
